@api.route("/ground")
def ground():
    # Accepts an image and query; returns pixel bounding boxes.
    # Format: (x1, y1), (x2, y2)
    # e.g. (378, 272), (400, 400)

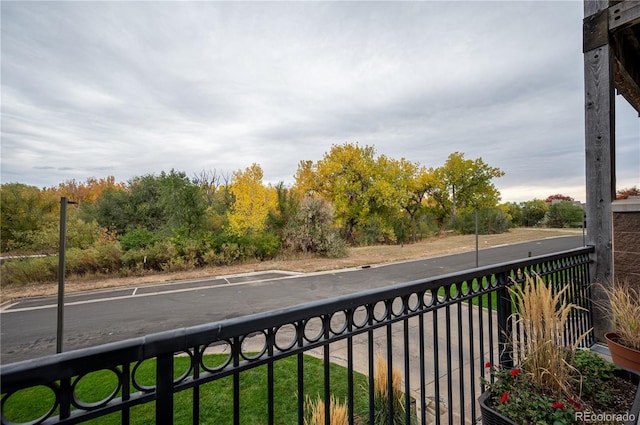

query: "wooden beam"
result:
(585, 0), (611, 17)
(584, 41), (616, 339)
(615, 57), (640, 114)
(609, 1), (640, 31)
(611, 24), (640, 114)
(584, 9), (609, 51)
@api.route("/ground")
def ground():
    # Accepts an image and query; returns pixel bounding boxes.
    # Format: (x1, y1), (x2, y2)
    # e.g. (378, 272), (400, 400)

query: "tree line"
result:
(3, 143), (632, 286)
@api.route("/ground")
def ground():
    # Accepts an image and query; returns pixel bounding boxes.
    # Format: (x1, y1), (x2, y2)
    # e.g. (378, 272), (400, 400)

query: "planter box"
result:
(478, 368), (640, 425)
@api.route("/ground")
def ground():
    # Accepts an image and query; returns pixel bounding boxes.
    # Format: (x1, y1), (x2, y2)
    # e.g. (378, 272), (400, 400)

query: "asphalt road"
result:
(0, 235), (583, 364)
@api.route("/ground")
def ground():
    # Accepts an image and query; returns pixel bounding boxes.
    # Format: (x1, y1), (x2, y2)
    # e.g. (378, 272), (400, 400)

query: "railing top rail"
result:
(1, 246), (593, 389)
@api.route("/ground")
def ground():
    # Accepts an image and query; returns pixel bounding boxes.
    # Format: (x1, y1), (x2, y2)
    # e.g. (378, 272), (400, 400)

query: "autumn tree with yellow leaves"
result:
(227, 163), (277, 237)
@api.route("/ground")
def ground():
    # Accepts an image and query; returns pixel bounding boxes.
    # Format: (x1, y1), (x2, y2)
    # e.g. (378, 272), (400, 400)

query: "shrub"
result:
(521, 199), (548, 227)
(120, 228), (157, 251)
(144, 241), (175, 271)
(93, 243), (123, 273)
(304, 395), (348, 425)
(1, 256), (57, 286)
(509, 275), (589, 395)
(358, 215), (396, 245)
(545, 201), (584, 228)
(368, 355), (407, 425)
(282, 197), (347, 258)
(453, 208), (510, 235)
(252, 232), (280, 260)
(65, 247), (100, 276)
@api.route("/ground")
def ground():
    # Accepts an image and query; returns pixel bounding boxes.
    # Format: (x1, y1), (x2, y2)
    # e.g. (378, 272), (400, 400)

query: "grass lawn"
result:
(3, 354), (371, 425)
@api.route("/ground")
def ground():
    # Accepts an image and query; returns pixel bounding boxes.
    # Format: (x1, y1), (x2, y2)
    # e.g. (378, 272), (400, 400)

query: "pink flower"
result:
(501, 392), (509, 403)
(510, 368), (520, 377)
(553, 402), (565, 409)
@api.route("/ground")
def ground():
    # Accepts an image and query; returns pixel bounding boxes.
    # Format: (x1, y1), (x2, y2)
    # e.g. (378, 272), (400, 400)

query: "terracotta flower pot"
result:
(606, 332), (640, 374)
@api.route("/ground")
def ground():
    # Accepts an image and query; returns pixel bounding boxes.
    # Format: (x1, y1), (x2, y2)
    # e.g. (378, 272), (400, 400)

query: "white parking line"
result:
(0, 274), (303, 314)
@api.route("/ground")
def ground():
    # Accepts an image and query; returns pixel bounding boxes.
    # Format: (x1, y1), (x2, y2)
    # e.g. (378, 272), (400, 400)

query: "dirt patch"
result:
(0, 228), (581, 303)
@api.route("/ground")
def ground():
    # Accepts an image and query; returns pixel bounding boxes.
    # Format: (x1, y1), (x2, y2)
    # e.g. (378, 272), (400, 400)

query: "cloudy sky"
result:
(1, 1), (638, 203)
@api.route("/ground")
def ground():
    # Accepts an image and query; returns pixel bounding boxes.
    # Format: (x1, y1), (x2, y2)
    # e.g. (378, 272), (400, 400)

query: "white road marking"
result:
(0, 274), (302, 314)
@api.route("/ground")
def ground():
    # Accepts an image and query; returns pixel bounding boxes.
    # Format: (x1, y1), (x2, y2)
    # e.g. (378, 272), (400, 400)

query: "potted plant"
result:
(600, 280), (640, 373)
(479, 274), (640, 425)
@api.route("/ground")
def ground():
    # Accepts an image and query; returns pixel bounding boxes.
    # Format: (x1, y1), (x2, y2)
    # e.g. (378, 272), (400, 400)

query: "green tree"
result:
(156, 170), (207, 237)
(521, 199), (549, 227)
(546, 201), (584, 228)
(0, 183), (58, 252)
(399, 164), (436, 242)
(501, 202), (522, 227)
(83, 186), (130, 236)
(295, 143), (377, 243)
(453, 208), (511, 234)
(429, 152), (504, 227)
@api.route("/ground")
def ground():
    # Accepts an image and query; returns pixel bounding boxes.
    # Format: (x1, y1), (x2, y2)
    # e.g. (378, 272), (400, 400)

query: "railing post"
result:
(156, 353), (174, 424)
(496, 272), (514, 368)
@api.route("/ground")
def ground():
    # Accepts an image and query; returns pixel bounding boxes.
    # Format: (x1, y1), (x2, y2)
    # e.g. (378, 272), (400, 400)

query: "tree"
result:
(501, 202), (522, 227)
(86, 170), (207, 238)
(156, 170), (207, 237)
(295, 143), (377, 243)
(84, 186), (130, 236)
(617, 186), (640, 200)
(227, 163), (277, 237)
(429, 152), (504, 227)
(51, 176), (124, 205)
(546, 201), (584, 228)
(0, 183), (58, 251)
(545, 194), (574, 203)
(395, 160), (435, 243)
(521, 199), (549, 227)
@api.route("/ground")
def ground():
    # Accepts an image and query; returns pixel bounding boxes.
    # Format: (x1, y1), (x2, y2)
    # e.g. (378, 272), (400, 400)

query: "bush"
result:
(282, 197), (347, 257)
(93, 243), (123, 273)
(252, 232), (281, 260)
(545, 201), (584, 228)
(65, 247), (100, 276)
(453, 208), (511, 235)
(1, 256), (57, 286)
(521, 199), (548, 227)
(357, 215), (396, 245)
(120, 228), (157, 251)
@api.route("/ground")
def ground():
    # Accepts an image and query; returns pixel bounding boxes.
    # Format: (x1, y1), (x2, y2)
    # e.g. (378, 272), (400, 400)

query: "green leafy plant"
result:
(481, 274), (637, 424)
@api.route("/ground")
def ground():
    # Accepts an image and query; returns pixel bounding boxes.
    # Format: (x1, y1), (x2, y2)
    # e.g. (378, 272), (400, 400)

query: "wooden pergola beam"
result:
(584, 0), (617, 340)
(609, 1), (640, 31)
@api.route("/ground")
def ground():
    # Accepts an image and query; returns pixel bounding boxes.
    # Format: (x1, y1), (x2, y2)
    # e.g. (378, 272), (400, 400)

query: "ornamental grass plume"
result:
(509, 274), (590, 397)
(600, 279), (640, 350)
(304, 394), (348, 425)
(371, 354), (406, 425)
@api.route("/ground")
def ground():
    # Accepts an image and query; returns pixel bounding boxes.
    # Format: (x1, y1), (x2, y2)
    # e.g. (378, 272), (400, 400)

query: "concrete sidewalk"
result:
(210, 301), (500, 424)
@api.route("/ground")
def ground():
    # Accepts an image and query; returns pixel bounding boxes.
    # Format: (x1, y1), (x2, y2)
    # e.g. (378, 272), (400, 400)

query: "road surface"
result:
(0, 235), (583, 364)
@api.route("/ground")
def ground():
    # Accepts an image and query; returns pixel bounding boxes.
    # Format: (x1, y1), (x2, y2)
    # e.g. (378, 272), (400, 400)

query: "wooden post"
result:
(583, 0), (616, 340)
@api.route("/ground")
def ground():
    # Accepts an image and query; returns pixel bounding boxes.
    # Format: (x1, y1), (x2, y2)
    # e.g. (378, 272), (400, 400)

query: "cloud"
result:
(1, 1), (636, 201)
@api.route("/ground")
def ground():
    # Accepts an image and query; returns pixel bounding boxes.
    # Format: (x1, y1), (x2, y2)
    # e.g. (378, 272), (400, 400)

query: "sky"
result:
(1, 1), (638, 203)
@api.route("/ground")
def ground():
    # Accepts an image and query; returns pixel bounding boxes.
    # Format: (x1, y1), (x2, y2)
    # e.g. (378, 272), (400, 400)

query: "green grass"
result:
(2, 354), (370, 425)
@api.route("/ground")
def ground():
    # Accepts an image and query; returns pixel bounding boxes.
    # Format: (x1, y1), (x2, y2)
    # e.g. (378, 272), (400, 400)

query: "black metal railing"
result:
(1, 246), (594, 425)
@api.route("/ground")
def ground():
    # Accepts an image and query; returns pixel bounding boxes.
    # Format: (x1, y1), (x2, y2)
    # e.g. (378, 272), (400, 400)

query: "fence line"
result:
(1, 246), (594, 425)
